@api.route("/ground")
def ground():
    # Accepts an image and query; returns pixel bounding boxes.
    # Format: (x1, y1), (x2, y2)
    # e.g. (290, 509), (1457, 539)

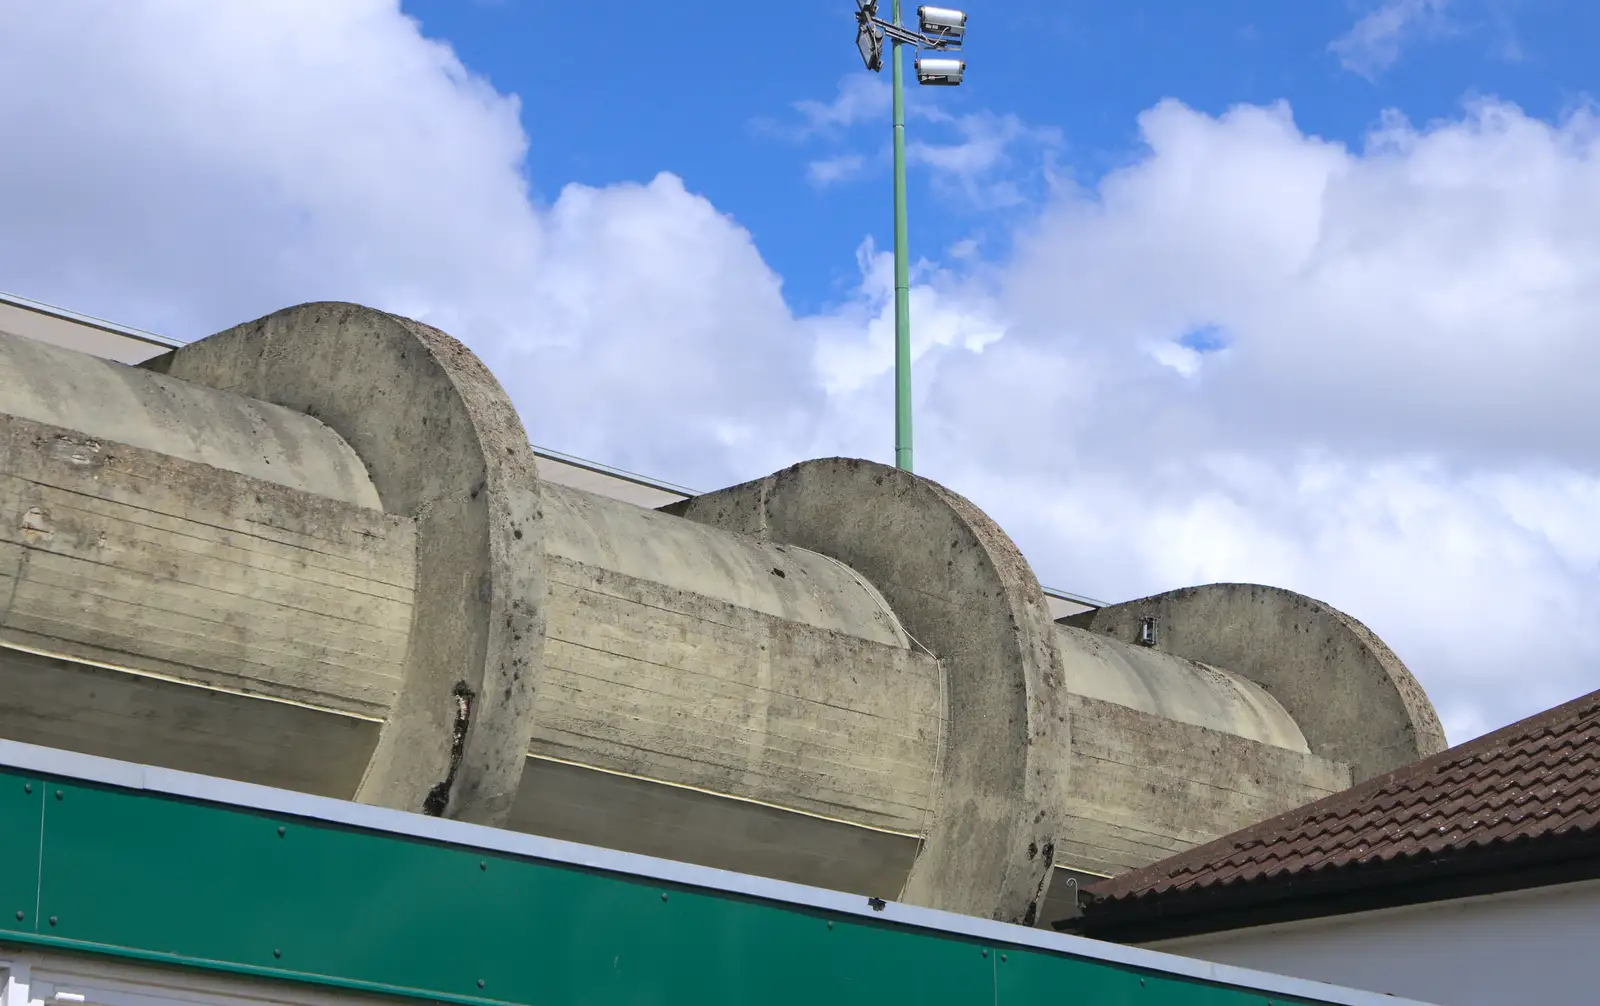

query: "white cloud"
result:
(3, 1), (1599, 745)
(921, 96), (1600, 741)
(808, 239), (1005, 396)
(1004, 98), (1600, 469)
(806, 154), (867, 187)
(791, 75), (891, 134)
(776, 77), (1061, 206)
(0, 0), (539, 345)
(907, 110), (1063, 209)
(1330, 0), (1452, 79)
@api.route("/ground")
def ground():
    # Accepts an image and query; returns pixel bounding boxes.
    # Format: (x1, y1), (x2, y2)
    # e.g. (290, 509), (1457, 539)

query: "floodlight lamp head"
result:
(857, 0), (878, 16)
(918, 5), (966, 40)
(856, 24), (884, 72)
(915, 55), (964, 86)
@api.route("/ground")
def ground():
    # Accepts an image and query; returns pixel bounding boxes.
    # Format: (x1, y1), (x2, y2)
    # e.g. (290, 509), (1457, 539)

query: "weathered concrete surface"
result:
(667, 457), (1070, 926)
(149, 303), (546, 825)
(0, 413), (412, 717)
(1057, 695), (1350, 876)
(1065, 583), (1447, 781)
(509, 757), (921, 900)
(1032, 695), (1351, 929)
(0, 329), (378, 507)
(1054, 624), (1309, 751)
(0, 645), (380, 798)
(0, 301), (1457, 929)
(535, 483), (943, 836)
(542, 482), (908, 647)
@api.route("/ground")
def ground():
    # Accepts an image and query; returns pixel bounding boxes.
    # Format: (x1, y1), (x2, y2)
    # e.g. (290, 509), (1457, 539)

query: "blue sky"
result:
(408, 0), (1595, 314)
(3, 0), (1600, 743)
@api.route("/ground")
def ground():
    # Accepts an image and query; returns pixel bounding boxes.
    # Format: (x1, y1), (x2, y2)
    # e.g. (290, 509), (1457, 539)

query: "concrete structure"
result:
(0, 299), (1447, 928)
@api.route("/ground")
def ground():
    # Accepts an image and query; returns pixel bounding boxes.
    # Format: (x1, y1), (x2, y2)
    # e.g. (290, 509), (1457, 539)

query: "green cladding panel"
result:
(0, 762), (1334, 1006)
(0, 772), (42, 933)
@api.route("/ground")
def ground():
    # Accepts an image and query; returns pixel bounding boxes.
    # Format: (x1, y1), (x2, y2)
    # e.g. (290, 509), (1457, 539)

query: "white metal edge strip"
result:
(0, 740), (1436, 1006)
(0, 292), (183, 350)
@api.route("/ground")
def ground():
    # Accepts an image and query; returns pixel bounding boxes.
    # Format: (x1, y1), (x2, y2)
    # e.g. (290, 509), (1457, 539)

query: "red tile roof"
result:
(1069, 685), (1600, 939)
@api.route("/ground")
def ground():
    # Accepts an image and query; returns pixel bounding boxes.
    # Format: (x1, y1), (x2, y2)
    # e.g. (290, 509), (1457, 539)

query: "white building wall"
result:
(1146, 878), (1600, 1006)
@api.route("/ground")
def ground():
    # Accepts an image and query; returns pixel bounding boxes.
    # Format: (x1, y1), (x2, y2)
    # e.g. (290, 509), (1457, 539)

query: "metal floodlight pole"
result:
(854, 1), (965, 473)
(891, 0), (912, 473)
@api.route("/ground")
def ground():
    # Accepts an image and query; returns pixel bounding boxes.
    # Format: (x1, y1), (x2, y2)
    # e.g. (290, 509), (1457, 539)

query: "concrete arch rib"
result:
(146, 302), (546, 826)
(1066, 583), (1447, 781)
(666, 457), (1069, 925)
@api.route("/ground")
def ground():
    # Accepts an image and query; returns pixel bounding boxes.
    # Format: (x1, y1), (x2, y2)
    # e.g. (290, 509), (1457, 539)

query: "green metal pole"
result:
(891, 0), (913, 472)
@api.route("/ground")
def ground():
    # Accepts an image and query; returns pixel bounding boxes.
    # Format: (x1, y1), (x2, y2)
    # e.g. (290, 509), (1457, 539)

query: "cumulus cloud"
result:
(2, 1), (1598, 743)
(1004, 98), (1600, 469)
(920, 97), (1600, 741)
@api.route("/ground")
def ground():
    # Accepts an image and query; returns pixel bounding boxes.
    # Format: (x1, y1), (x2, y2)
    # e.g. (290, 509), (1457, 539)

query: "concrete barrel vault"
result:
(0, 300), (1450, 929)
(145, 303), (548, 824)
(1063, 583), (1448, 782)
(665, 458), (1072, 925)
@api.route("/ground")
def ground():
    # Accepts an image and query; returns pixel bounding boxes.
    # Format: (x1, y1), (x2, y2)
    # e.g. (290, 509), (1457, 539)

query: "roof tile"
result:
(1082, 686), (1600, 919)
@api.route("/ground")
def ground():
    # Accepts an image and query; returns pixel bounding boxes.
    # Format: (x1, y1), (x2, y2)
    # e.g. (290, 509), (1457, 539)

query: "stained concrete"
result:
(509, 757), (920, 901)
(529, 478), (945, 848)
(668, 458), (1071, 927)
(0, 328), (378, 508)
(1058, 695), (1350, 877)
(0, 301), (1453, 929)
(1066, 583), (1448, 781)
(0, 413), (413, 717)
(1054, 624), (1309, 752)
(531, 550), (943, 836)
(542, 482), (909, 648)
(0, 645), (379, 798)
(152, 303), (547, 825)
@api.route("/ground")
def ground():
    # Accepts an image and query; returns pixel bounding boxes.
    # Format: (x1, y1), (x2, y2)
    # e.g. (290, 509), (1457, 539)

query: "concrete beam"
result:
(0, 327), (378, 507)
(146, 303), (546, 825)
(665, 457), (1069, 926)
(1064, 583), (1447, 781)
(1052, 623), (1310, 752)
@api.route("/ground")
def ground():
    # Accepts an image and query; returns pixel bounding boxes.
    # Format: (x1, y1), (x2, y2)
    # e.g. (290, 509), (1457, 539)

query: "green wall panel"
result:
(0, 767), (1338, 1006)
(997, 946), (1283, 1006)
(0, 769), (42, 935)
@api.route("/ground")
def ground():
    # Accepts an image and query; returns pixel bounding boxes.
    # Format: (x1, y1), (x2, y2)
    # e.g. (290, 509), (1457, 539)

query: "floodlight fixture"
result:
(856, 23), (884, 71)
(917, 6), (966, 40)
(915, 56), (964, 86)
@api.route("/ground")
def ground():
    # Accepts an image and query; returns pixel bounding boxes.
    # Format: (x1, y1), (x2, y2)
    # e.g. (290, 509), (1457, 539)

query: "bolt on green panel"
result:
(0, 769), (42, 936)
